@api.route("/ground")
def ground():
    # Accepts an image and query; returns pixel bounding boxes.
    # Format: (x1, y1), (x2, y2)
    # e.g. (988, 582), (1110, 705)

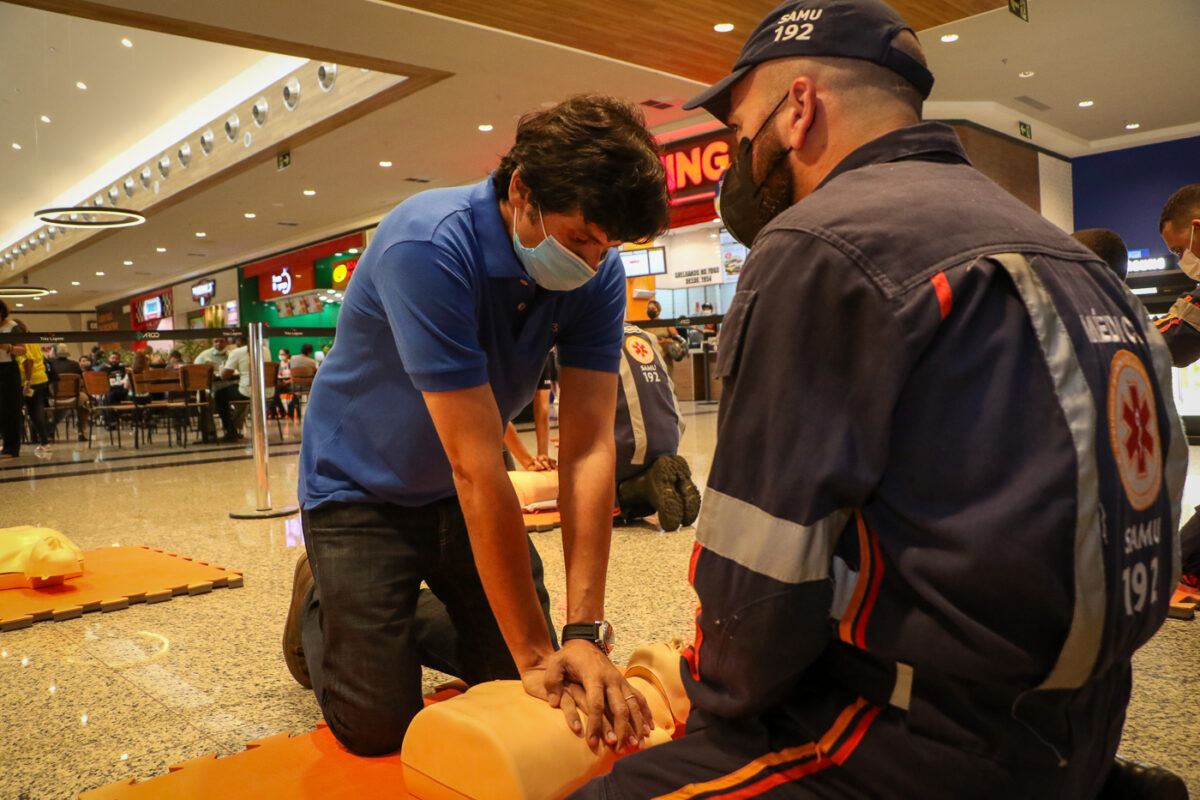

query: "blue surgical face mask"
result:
(511, 207), (598, 292)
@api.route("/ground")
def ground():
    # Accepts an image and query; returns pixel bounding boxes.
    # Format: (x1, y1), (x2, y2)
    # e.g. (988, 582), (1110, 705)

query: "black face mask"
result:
(716, 94), (794, 247)
(647, 306), (660, 319)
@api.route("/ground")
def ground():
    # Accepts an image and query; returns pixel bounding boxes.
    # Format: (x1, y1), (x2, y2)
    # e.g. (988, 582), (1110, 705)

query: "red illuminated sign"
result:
(259, 266), (315, 300)
(660, 133), (733, 197)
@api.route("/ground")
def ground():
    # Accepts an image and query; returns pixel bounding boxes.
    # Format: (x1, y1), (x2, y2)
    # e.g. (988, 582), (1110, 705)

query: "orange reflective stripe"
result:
(648, 699), (880, 800)
(837, 512), (872, 644)
(853, 523), (885, 648)
(931, 271), (953, 320)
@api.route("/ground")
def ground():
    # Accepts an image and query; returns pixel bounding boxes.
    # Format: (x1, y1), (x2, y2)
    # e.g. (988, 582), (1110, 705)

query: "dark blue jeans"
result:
(300, 498), (556, 756)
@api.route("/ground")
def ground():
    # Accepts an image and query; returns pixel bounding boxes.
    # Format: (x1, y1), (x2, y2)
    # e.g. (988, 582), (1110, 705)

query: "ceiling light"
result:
(34, 207), (145, 228)
(243, 212), (257, 219)
(40, 115), (50, 123)
(348, 248), (359, 254)
(379, 160), (393, 167)
(940, 33), (959, 42)
(71, 281), (80, 286)
(195, 232), (206, 237)
(156, 247), (166, 252)
(477, 124), (494, 132)
(1078, 100), (1094, 108)
(123, 260), (133, 265)
(10, 143), (20, 150)
(95, 271), (105, 276)
(1018, 71), (1035, 78)
(121, 38), (132, 48)
(303, 189), (316, 196)
(76, 81), (87, 90)
(1125, 122), (1141, 130)
(0, 286), (51, 298)
(713, 23), (734, 33)
(15, 303), (22, 307)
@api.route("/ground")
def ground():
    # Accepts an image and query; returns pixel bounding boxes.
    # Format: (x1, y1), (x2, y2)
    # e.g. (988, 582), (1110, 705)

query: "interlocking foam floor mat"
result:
(0, 546), (242, 632)
(78, 688), (464, 800)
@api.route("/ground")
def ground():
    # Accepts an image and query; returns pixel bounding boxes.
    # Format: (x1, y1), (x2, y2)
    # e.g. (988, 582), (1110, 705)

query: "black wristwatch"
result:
(561, 620), (614, 654)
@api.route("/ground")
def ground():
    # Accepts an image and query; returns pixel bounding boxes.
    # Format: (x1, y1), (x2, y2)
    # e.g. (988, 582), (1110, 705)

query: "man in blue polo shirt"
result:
(286, 95), (670, 757)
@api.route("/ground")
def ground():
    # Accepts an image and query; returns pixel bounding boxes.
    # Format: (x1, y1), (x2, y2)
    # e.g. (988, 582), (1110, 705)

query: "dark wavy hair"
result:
(492, 95), (670, 243)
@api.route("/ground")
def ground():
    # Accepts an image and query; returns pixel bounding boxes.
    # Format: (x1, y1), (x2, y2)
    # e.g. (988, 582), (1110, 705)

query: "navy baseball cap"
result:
(683, 0), (934, 122)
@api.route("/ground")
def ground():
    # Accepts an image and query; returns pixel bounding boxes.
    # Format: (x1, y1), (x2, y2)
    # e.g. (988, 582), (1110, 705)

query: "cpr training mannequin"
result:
(401, 643), (689, 800)
(0, 526), (85, 589)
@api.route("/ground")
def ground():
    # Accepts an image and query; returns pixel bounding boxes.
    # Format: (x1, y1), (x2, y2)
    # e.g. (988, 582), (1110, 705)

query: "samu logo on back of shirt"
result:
(1107, 349), (1162, 511)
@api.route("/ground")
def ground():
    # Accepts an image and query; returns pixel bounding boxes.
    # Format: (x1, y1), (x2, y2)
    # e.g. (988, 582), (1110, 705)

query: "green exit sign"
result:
(276, 151), (292, 171)
(1018, 121), (1033, 139)
(1009, 0), (1029, 21)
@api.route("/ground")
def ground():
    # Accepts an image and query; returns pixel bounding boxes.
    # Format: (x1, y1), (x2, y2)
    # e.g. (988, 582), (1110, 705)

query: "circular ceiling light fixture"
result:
(34, 206), (146, 228)
(940, 33), (959, 42)
(1125, 122), (1141, 130)
(1078, 100), (1094, 108)
(713, 23), (734, 33)
(0, 286), (51, 299)
(318, 63), (337, 92)
(283, 77), (301, 110)
(1018, 70), (1035, 78)
(252, 96), (269, 127)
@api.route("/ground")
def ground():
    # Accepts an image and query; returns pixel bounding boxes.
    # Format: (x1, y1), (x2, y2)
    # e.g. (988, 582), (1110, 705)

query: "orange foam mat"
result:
(523, 508), (622, 533)
(79, 688), (464, 800)
(1169, 583), (1200, 620)
(0, 546), (243, 632)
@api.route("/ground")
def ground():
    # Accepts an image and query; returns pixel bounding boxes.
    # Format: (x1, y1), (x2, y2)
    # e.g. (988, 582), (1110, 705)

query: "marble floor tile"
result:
(1, 405), (1198, 798)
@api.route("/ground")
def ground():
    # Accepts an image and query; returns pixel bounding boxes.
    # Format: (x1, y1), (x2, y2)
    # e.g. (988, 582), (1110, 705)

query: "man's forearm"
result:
(454, 463), (556, 670)
(557, 438), (616, 624)
(534, 389), (551, 457)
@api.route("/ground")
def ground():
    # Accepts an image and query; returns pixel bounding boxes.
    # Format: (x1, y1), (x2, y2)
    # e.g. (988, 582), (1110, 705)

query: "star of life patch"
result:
(625, 334), (656, 365)
(1107, 349), (1162, 511)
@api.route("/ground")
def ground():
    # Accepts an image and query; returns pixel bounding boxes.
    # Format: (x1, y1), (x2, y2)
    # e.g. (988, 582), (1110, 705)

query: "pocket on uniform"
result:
(716, 289), (758, 380)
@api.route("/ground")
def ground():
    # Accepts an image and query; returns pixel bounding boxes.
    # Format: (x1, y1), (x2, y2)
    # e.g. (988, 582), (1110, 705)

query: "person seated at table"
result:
(290, 343), (319, 373)
(194, 337), (230, 369)
(148, 352), (168, 369)
(214, 334), (270, 442)
(50, 344), (90, 441)
(100, 351), (128, 405)
(167, 350), (184, 369)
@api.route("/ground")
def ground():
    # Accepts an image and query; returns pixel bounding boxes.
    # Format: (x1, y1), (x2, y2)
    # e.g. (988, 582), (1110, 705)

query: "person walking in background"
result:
(13, 321), (51, 454)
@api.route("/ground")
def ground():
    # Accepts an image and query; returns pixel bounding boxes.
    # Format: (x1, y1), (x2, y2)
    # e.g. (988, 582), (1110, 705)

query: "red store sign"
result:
(659, 130), (735, 228)
(258, 265), (315, 301)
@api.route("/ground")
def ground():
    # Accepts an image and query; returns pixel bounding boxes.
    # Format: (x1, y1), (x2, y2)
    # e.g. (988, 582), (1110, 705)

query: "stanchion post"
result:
(230, 322), (298, 520)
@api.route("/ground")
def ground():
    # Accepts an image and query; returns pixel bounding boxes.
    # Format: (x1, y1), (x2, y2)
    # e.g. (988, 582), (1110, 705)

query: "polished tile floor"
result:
(0, 403), (1197, 798)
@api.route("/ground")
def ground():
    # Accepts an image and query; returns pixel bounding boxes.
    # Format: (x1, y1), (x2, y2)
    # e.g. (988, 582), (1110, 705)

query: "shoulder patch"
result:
(1107, 349), (1162, 511)
(625, 334), (656, 365)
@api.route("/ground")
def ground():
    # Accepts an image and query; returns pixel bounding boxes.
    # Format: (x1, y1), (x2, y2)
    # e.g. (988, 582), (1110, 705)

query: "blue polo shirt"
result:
(298, 178), (626, 509)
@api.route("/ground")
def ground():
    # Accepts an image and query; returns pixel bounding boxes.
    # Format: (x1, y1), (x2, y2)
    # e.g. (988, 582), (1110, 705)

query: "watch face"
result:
(598, 621), (614, 652)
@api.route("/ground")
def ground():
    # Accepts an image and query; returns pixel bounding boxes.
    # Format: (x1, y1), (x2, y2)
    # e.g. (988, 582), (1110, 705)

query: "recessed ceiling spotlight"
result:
(478, 124), (494, 132)
(123, 260), (133, 265)
(1078, 100), (1095, 108)
(40, 115), (51, 123)
(95, 271), (105, 276)
(71, 281), (80, 286)
(243, 212), (257, 219)
(15, 303), (23, 307)
(303, 189), (316, 196)
(156, 247), (166, 252)
(349, 248), (359, 254)
(121, 37), (133, 48)
(940, 33), (959, 42)
(1125, 122), (1141, 130)
(1018, 71), (1035, 78)
(713, 23), (734, 33)
(76, 81), (87, 90)
(195, 231), (206, 237)
(379, 160), (393, 167)
(10, 143), (20, 150)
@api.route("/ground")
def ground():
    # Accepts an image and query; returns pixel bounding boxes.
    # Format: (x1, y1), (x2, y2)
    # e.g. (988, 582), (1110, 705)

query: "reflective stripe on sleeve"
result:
(990, 252), (1104, 690)
(619, 347), (649, 467)
(1173, 295), (1200, 330)
(695, 489), (850, 585)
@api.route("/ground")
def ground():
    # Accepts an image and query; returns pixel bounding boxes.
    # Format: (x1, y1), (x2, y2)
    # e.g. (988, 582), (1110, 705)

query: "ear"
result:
(508, 170), (532, 211)
(781, 76), (818, 152)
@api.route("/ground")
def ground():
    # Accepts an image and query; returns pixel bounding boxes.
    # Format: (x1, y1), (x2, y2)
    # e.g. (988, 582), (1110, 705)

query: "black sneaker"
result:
(647, 456), (684, 532)
(671, 456), (702, 528)
(1097, 755), (1188, 800)
(283, 551), (314, 689)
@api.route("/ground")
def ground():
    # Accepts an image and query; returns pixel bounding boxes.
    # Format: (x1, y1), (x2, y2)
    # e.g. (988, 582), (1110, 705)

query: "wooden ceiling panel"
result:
(393, 0), (1005, 85)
